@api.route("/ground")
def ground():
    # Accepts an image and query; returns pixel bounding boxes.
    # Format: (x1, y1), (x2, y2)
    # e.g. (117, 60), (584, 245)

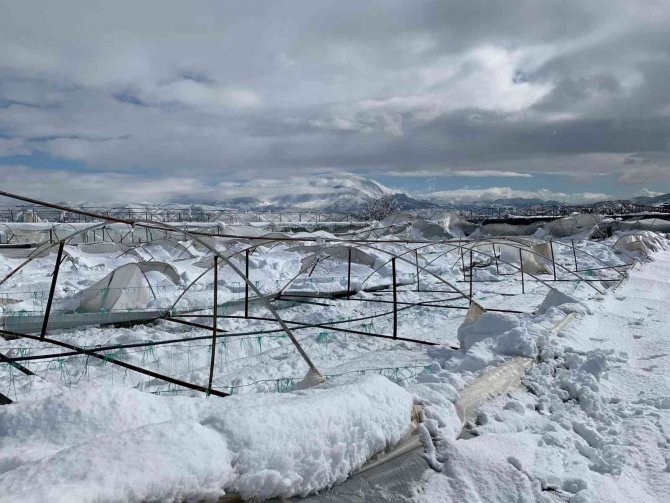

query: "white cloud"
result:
(634, 188), (664, 198)
(0, 138), (29, 156)
(0, 167), (394, 204)
(386, 169), (533, 178)
(139, 80), (261, 111)
(426, 186), (609, 204)
(0, 0), (668, 199)
(0, 165), (208, 204)
(314, 45), (554, 136)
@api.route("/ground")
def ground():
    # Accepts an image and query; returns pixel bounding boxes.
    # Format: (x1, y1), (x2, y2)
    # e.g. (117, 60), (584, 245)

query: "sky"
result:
(1, 0), (669, 204)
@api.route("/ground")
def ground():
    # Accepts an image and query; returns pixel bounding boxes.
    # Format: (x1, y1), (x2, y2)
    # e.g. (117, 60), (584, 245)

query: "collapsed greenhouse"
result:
(0, 191), (668, 501)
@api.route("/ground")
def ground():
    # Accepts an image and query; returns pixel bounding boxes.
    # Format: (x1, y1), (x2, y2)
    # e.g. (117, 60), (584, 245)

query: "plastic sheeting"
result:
(77, 262), (179, 312)
(495, 243), (549, 274)
(480, 222), (544, 237)
(542, 214), (602, 238)
(613, 232), (663, 255)
(408, 219), (453, 241)
(297, 245), (378, 275)
(136, 240), (196, 261)
(610, 218), (670, 234)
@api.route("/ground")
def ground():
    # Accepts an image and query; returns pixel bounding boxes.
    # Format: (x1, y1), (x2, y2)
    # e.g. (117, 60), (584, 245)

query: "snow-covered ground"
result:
(413, 251), (670, 503)
(0, 220), (667, 501)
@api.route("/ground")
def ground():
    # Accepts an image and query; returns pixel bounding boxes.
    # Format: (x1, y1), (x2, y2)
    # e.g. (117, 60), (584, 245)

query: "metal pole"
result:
(392, 257), (398, 339)
(245, 249), (250, 318)
(460, 245), (466, 281)
(207, 255), (218, 395)
(469, 249), (473, 303)
(572, 239), (578, 272)
(347, 247), (352, 295)
(415, 249), (420, 292)
(550, 240), (557, 281)
(492, 244), (499, 275)
(519, 248), (525, 294)
(41, 241), (64, 339)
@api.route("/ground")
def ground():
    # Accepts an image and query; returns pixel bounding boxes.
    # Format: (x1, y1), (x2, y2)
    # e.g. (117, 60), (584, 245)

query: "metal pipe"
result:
(0, 328), (230, 397)
(207, 256), (219, 395)
(41, 241), (64, 339)
(347, 247), (352, 295)
(469, 249), (473, 303)
(392, 257), (397, 339)
(415, 249), (420, 292)
(519, 248), (525, 294)
(550, 240), (557, 281)
(245, 249), (250, 318)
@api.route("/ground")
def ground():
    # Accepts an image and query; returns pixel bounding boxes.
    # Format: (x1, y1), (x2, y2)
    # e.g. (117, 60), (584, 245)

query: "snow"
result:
(456, 311), (549, 358)
(413, 249), (670, 503)
(1, 218), (668, 501)
(0, 375), (413, 501)
(536, 287), (589, 315)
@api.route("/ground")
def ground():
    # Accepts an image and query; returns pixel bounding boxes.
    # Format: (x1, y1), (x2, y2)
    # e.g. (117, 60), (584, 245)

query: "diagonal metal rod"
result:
(392, 257), (397, 339)
(0, 351), (35, 376)
(41, 241), (64, 339)
(245, 249), (250, 317)
(0, 191), (323, 377)
(347, 247), (352, 295)
(0, 328), (230, 397)
(207, 256), (218, 395)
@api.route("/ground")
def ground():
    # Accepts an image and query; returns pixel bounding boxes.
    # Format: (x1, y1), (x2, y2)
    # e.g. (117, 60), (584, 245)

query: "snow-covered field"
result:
(0, 217), (667, 502)
(413, 251), (670, 502)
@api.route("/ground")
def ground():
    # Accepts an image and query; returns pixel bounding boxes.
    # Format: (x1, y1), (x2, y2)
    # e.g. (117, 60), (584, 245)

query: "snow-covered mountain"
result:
(36, 174), (670, 215)
(174, 174), (401, 213)
(631, 192), (670, 206)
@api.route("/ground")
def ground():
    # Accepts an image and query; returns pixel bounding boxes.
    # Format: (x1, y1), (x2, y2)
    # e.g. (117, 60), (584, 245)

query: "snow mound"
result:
(457, 312), (549, 361)
(1, 421), (233, 503)
(0, 375), (413, 502)
(537, 287), (591, 315)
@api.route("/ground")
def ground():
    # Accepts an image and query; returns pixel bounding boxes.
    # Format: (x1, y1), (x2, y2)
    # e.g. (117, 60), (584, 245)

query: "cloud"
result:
(386, 169), (532, 178)
(0, 138), (29, 156)
(634, 188), (664, 198)
(0, 0), (669, 199)
(0, 166), (393, 204)
(426, 187), (610, 204)
(0, 165), (209, 204)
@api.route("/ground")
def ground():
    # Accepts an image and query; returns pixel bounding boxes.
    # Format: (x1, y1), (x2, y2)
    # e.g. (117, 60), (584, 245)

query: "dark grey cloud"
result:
(0, 0), (669, 200)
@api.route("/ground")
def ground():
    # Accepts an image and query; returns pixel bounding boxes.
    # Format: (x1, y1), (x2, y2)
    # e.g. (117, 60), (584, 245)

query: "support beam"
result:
(41, 241), (64, 339)
(519, 248), (525, 294)
(347, 247), (352, 295)
(1, 328), (229, 397)
(415, 249), (420, 292)
(244, 249), (250, 318)
(550, 240), (557, 281)
(207, 256), (218, 395)
(469, 249), (474, 304)
(392, 257), (398, 339)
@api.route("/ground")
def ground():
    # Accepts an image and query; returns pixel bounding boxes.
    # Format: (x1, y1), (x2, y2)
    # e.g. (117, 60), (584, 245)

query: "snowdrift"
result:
(0, 375), (413, 502)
